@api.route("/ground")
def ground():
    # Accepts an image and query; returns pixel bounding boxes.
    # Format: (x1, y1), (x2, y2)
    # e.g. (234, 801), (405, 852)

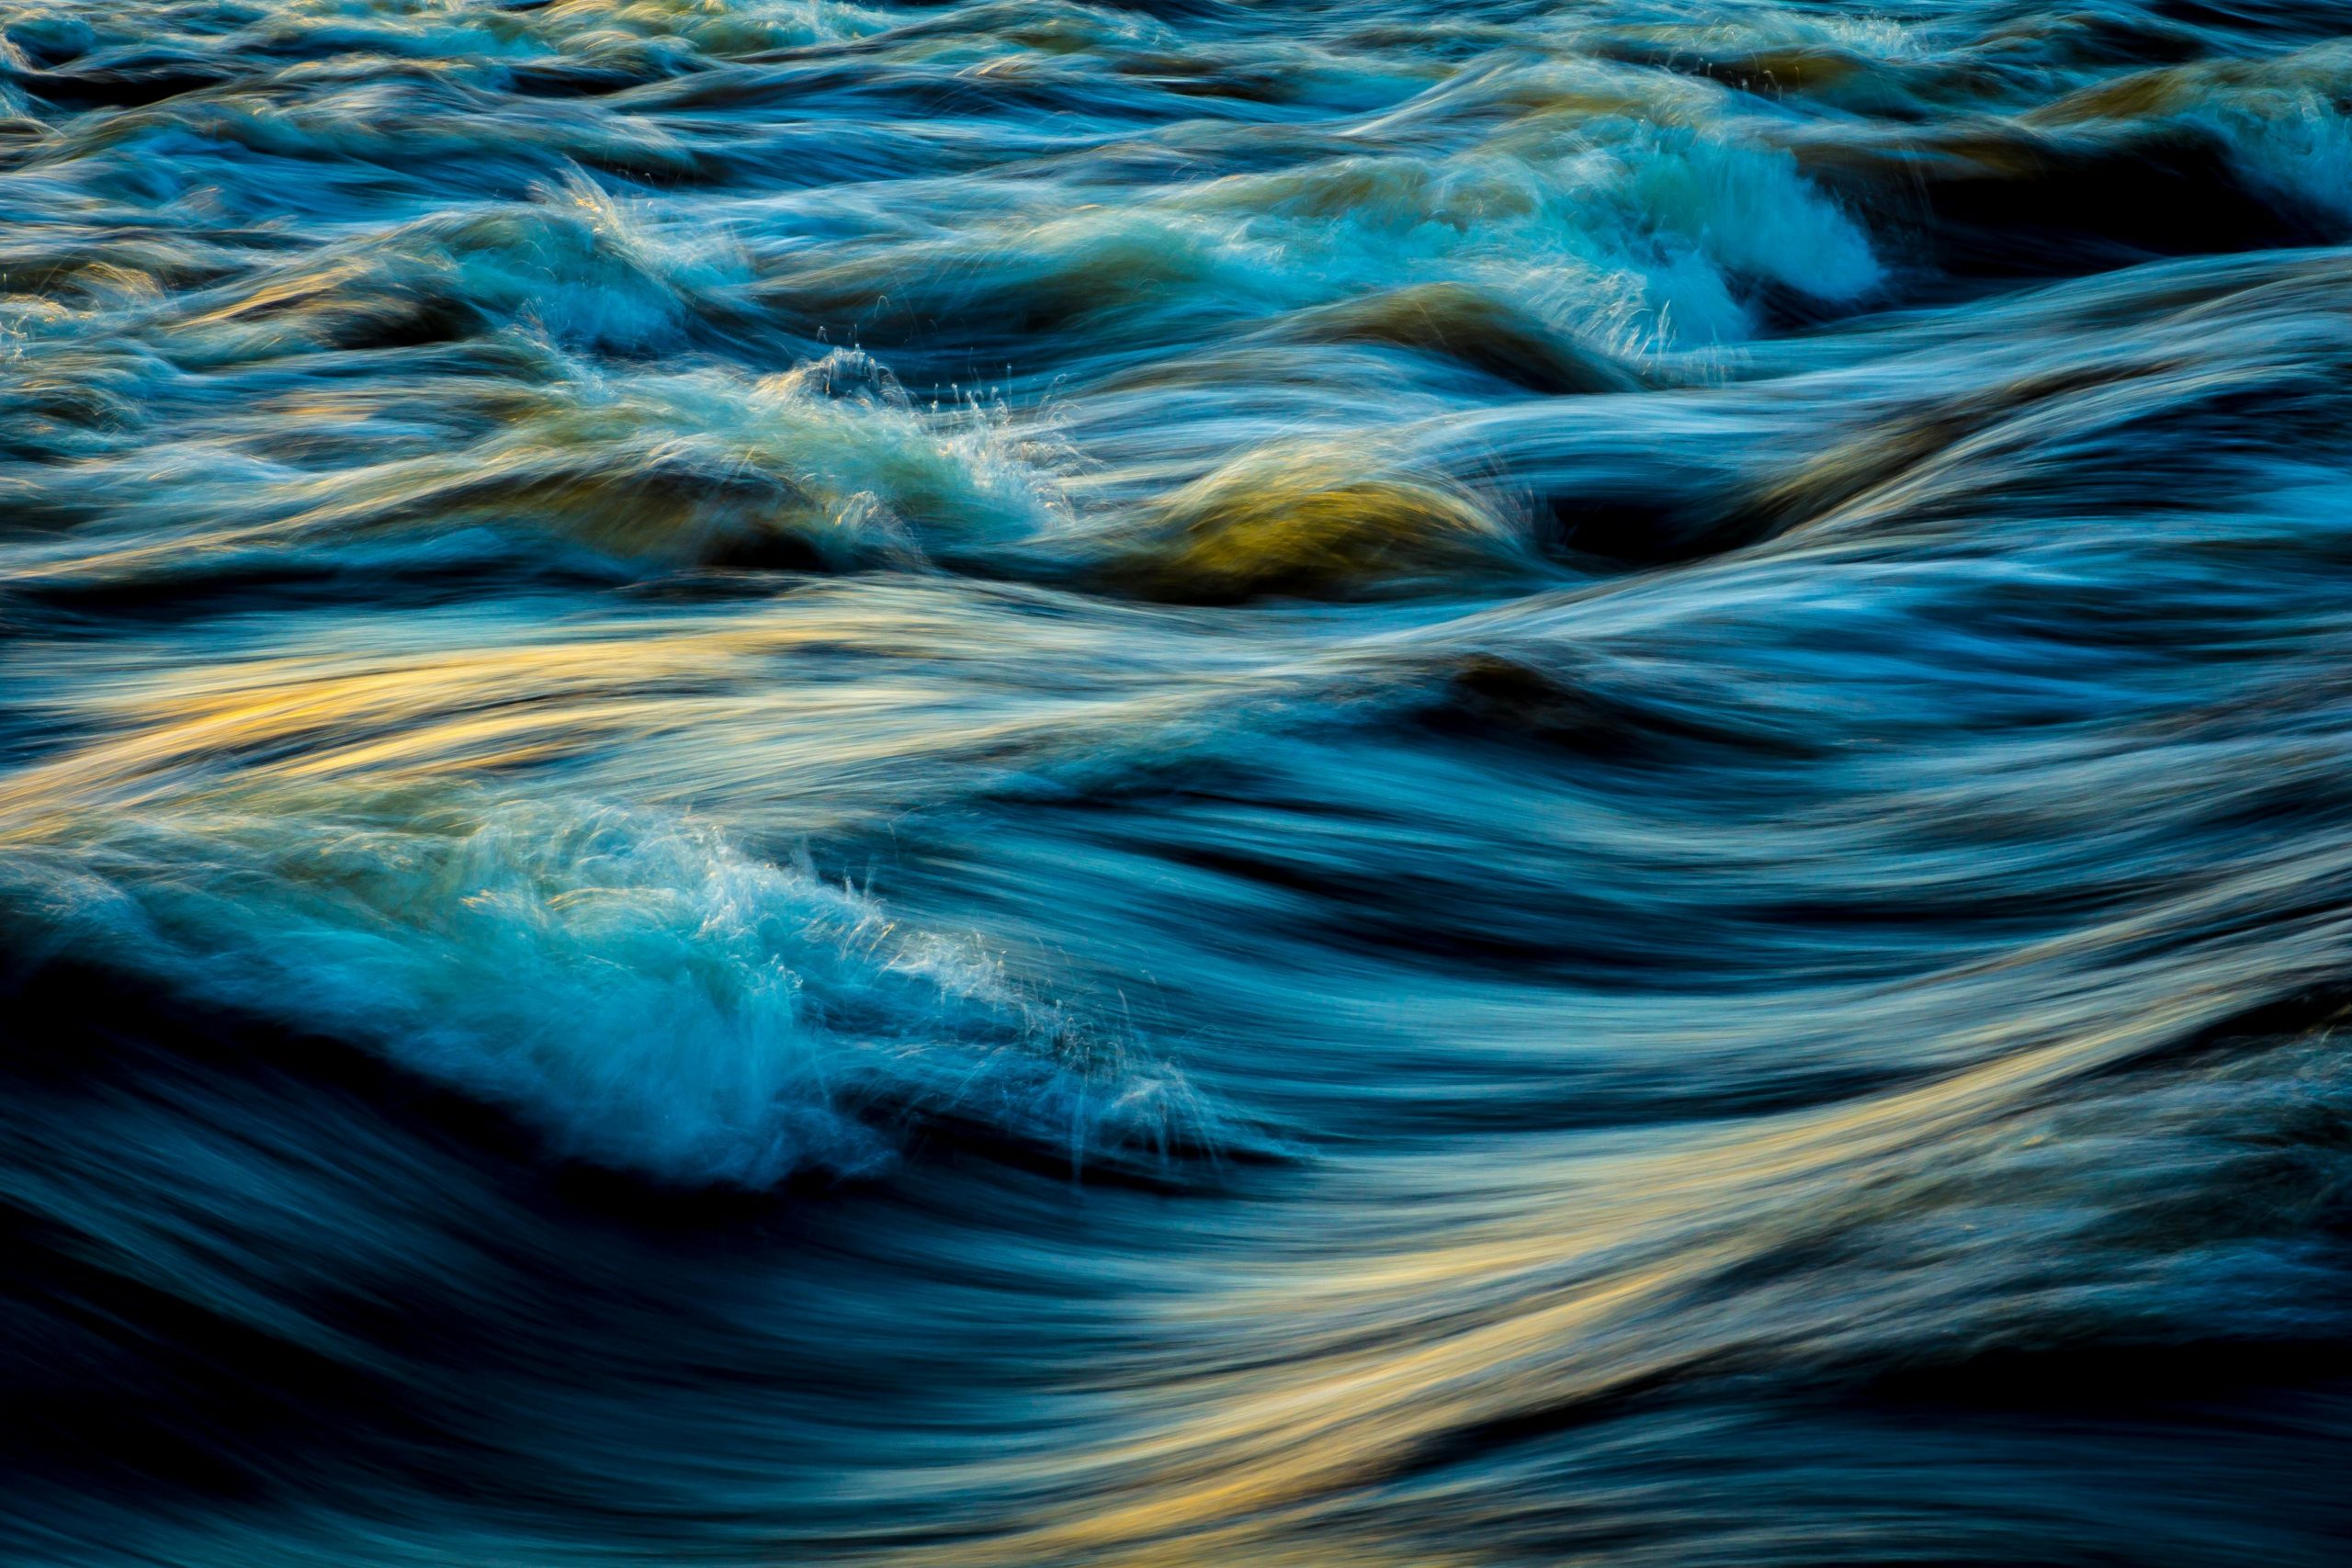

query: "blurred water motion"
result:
(4, 2), (2352, 1563)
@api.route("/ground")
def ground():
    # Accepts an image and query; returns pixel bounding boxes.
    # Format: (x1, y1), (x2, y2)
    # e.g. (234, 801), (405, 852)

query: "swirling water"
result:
(4, 1), (2352, 1562)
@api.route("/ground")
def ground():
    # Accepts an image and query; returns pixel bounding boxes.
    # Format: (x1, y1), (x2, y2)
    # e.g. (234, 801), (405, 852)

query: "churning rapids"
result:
(6, 1), (2352, 1563)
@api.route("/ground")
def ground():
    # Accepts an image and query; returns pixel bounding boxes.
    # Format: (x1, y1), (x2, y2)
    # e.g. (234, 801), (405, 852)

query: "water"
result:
(4, 2), (2351, 1562)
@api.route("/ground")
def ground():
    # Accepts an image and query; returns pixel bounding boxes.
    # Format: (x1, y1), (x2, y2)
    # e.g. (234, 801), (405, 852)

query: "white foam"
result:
(815, 60), (1885, 356)
(6, 796), (1195, 1186)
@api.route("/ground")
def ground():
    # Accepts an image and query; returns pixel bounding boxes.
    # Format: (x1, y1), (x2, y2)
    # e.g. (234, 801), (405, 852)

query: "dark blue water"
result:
(5, 2), (2352, 1563)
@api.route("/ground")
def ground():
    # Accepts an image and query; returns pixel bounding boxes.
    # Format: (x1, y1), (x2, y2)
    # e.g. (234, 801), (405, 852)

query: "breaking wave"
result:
(6, 3), (2352, 1567)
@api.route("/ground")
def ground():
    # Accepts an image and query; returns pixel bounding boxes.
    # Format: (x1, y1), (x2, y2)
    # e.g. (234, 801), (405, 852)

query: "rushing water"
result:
(6, 1), (2352, 1562)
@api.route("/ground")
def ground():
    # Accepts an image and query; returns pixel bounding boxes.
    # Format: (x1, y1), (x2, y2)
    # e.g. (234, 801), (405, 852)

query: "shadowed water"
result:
(4, 2), (2351, 1563)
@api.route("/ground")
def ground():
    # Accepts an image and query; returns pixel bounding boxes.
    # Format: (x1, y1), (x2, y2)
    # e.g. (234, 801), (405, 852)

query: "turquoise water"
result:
(4, 2), (2352, 1562)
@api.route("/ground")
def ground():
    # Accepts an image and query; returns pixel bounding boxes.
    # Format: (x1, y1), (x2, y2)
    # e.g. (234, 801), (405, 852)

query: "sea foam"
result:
(5, 795), (1195, 1186)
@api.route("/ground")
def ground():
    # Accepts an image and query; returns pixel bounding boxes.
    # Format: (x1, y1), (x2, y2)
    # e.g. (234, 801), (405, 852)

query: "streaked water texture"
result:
(6, 2), (2352, 1563)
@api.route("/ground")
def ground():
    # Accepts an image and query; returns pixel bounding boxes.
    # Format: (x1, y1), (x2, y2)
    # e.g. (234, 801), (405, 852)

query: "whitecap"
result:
(3, 795), (1205, 1186)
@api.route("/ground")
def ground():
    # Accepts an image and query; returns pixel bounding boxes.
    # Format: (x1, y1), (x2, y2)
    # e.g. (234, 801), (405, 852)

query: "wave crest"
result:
(5, 795), (1211, 1187)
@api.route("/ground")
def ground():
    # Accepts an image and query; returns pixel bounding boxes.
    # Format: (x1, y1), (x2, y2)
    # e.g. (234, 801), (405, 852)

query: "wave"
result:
(0, 344), (1074, 591)
(7, 2), (2352, 1566)
(3, 793), (1213, 1186)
